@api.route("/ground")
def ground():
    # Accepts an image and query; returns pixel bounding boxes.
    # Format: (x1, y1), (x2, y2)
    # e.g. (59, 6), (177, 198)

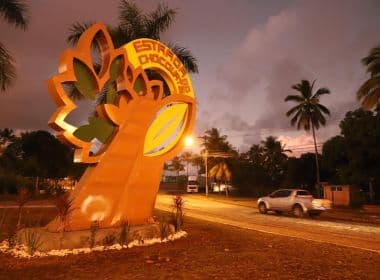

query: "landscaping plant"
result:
(89, 220), (99, 248)
(172, 195), (185, 232)
(23, 229), (43, 256)
(54, 193), (75, 232)
(158, 216), (170, 240)
(16, 187), (29, 230)
(119, 219), (130, 246)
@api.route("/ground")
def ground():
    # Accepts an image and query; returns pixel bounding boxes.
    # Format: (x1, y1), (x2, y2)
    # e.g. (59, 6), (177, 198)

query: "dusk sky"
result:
(1, 0), (379, 153)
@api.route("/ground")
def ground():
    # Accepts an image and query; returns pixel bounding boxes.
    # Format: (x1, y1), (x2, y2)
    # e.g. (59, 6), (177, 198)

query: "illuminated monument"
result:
(46, 23), (196, 231)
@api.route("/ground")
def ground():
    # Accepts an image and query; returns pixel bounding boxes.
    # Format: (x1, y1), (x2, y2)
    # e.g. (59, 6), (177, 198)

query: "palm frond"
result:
(118, 0), (144, 39)
(284, 94), (304, 103)
(167, 43), (198, 73)
(366, 58), (380, 77)
(285, 103), (302, 117)
(67, 22), (95, 46)
(301, 79), (312, 98)
(290, 109), (302, 127)
(0, 42), (16, 91)
(109, 26), (130, 48)
(313, 87), (330, 98)
(0, 0), (28, 30)
(356, 76), (380, 100)
(361, 45), (380, 66)
(145, 3), (175, 40)
(361, 87), (380, 111)
(315, 103), (330, 115)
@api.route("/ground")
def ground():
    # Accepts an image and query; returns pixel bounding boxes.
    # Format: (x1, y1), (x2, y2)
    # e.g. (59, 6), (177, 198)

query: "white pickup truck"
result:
(257, 189), (332, 218)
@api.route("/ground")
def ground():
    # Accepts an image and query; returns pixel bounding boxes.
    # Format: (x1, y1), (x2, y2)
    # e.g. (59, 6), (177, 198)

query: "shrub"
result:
(102, 232), (116, 246)
(89, 220), (99, 248)
(54, 193), (75, 232)
(16, 187), (30, 230)
(158, 216), (170, 240)
(172, 195), (184, 232)
(0, 172), (33, 195)
(23, 229), (43, 256)
(119, 219), (130, 246)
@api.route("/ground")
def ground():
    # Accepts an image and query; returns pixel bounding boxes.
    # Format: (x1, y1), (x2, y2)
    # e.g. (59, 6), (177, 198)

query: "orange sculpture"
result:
(46, 23), (196, 231)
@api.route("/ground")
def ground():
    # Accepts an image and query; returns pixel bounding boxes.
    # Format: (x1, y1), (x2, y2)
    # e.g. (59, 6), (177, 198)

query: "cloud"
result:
(214, 0), (380, 146)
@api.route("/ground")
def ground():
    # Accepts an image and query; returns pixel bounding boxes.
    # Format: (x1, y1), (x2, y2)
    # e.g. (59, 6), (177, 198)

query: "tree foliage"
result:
(357, 45), (380, 111)
(0, 0), (29, 91)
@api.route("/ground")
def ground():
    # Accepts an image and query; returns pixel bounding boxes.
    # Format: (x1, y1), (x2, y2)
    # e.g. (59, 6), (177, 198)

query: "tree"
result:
(168, 156), (184, 179)
(261, 136), (290, 186)
(285, 79), (330, 196)
(181, 151), (193, 178)
(190, 153), (204, 175)
(0, 0), (29, 91)
(339, 110), (380, 193)
(322, 135), (348, 184)
(357, 45), (380, 111)
(0, 130), (77, 179)
(67, 1), (198, 98)
(208, 161), (231, 197)
(202, 128), (232, 153)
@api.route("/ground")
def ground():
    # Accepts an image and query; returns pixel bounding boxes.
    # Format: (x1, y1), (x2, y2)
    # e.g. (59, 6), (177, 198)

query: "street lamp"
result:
(183, 135), (233, 197)
(184, 135), (210, 197)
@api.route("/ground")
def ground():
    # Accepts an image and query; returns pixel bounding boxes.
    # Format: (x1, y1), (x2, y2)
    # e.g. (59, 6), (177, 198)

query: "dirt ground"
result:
(0, 208), (379, 280)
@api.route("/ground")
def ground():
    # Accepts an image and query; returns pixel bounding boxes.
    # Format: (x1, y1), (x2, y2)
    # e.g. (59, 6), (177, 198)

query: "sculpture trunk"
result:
(47, 101), (164, 232)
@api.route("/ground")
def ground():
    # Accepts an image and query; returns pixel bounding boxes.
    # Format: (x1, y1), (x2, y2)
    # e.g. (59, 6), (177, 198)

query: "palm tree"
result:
(67, 1), (198, 99)
(202, 128), (232, 153)
(357, 45), (380, 111)
(169, 156), (184, 180)
(0, 0), (29, 92)
(181, 151), (193, 178)
(261, 136), (290, 185)
(285, 79), (330, 196)
(208, 161), (231, 197)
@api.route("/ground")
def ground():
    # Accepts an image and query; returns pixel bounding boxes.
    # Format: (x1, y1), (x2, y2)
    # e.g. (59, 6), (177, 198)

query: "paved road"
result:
(155, 194), (380, 253)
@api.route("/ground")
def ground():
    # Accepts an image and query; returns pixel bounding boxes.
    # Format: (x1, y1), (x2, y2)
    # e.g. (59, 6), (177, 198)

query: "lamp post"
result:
(183, 135), (233, 198)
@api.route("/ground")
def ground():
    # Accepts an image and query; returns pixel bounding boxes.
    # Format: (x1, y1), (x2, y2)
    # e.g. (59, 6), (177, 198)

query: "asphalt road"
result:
(155, 194), (380, 253)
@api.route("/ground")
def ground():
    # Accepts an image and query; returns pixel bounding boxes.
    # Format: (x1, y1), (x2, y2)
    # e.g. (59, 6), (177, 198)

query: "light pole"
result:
(184, 135), (233, 198)
(204, 150), (209, 197)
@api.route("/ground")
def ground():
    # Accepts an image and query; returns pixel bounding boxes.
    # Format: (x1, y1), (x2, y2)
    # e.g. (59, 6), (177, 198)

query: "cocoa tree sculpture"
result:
(46, 23), (196, 231)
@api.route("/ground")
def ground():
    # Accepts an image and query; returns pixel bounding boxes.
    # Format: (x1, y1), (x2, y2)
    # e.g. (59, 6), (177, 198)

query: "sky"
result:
(1, 0), (379, 154)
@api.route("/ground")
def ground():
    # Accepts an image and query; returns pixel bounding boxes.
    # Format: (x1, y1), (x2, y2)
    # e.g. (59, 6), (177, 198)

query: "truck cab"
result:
(187, 176), (199, 193)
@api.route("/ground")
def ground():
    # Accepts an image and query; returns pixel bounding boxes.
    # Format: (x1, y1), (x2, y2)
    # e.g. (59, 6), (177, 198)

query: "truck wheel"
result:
(258, 202), (267, 214)
(293, 204), (304, 218)
(275, 210), (282, 215)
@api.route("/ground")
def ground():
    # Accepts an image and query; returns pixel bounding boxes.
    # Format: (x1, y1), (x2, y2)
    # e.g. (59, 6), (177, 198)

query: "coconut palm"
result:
(285, 79), (330, 195)
(0, 0), (29, 91)
(357, 45), (380, 111)
(208, 161), (231, 197)
(67, 1), (198, 100)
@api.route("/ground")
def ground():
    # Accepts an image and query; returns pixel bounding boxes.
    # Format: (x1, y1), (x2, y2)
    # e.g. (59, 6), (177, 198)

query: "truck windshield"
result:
(188, 181), (198, 185)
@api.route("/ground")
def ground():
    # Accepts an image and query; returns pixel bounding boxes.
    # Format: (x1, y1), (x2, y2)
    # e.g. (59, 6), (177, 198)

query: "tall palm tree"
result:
(67, 1), (198, 99)
(357, 45), (380, 111)
(0, 0), (29, 92)
(285, 79), (330, 195)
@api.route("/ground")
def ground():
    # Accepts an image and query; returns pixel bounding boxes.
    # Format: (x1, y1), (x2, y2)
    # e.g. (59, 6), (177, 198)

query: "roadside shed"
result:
(323, 185), (362, 206)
